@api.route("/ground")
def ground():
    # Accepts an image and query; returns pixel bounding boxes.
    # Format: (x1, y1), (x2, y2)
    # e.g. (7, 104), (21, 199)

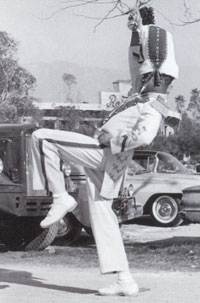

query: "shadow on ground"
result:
(130, 236), (200, 248)
(0, 268), (96, 294)
(124, 215), (155, 226)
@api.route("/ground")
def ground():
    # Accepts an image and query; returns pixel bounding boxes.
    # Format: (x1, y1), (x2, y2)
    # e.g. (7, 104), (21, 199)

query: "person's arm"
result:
(128, 10), (143, 94)
(127, 8), (142, 31)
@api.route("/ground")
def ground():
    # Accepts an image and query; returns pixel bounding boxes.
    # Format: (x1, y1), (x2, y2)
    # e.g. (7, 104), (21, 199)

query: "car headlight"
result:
(128, 184), (134, 196)
(62, 161), (71, 177)
(0, 159), (3, 174)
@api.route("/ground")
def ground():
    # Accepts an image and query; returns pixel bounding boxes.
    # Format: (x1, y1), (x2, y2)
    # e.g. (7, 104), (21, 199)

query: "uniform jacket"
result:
(99, 22), (179, 199)
(129, 24), (179, 93)
(99, 93), (164, 199)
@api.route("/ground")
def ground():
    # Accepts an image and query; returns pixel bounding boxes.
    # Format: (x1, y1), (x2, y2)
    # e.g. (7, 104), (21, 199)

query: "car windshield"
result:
(0, 138), (20, 182)
(128, 151), (190, 175)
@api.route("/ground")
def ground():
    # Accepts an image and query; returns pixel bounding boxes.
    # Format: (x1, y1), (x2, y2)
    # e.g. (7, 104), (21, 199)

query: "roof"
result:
(134, 150), (157, 156)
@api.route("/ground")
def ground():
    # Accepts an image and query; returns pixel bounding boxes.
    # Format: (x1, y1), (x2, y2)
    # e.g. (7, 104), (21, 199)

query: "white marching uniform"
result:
(31, 19), (178, 275)
(32, 97), (162, 274)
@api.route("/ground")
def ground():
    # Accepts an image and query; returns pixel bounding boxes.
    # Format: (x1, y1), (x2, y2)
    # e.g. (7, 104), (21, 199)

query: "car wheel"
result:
(54, 213), (82, 246)
(150, 196), (183, 227)
(26, 214), (82, 250)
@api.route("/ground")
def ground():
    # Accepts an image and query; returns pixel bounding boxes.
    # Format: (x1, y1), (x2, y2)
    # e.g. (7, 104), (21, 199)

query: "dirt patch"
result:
(0, 220), (200, 272)
(1, 219), (200, 303)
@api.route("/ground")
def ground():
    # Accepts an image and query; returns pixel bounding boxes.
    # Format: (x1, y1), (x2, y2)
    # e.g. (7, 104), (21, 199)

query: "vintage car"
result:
(124, 150), (200, 227)
(179, 185), (200, 223)
(0, 124), (141, 251)
(42, 149), (200, 229)
(0, 123), (199, 251)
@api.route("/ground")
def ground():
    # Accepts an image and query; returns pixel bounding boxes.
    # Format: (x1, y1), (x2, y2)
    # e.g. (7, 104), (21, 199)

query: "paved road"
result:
(0, 263), (199, 303)
(1, 221), (200, 303)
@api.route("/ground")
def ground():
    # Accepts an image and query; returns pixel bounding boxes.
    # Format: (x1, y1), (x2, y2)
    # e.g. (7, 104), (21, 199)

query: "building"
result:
(33, 79), (180, 135)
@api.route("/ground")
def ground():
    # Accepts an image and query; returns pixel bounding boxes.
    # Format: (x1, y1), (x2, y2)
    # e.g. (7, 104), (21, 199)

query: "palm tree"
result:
(62, 73), (77, 103)
(175, 94), (186, 114)
(187, 88), (200, 121)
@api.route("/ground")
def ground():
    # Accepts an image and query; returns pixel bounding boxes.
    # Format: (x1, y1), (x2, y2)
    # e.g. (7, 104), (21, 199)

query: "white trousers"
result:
(32, 129), (130, 274)
(31, 100), (162, 274)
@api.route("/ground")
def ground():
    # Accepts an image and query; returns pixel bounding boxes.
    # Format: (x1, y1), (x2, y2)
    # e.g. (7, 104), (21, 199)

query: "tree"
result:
(56, 105), (81, 131)
(147, 133), (182, 159)
(145, 111), (200, 162)
(176, 0), (200, 26)
(175, 94), (186, 114)
(175, 113), (194, 158)
(0, 31), (39, 122)
(62, 73), (81, 103)
(43, 0), (200, 29)
(44, 0), (153, 30)
(56, 106), (98, 136)
(187, 88), (200, 121)
(62, 73), (76, 89)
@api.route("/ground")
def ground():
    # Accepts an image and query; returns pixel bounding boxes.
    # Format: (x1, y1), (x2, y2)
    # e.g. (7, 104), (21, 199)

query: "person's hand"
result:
(98, 131), (112, 147)
(127, 8), (140, 31)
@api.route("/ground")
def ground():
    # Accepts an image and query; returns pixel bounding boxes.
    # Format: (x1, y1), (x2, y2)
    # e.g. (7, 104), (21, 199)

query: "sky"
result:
(0, 0), (200, 101)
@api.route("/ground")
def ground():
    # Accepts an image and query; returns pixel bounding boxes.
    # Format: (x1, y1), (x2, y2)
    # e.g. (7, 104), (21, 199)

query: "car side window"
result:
(137, 157), (154, 173)
(157, 156), (176, 172)
(127, 156), (155, 175)
(127, 160), (143, 175)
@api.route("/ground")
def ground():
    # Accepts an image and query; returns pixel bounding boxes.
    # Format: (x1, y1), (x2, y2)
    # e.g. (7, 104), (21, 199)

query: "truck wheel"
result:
(24, 223), (59, 251)
(0, 231), (26, 251)
(150, 196), (183, 227)
(54, 213), (82, 246)
(0, 217), (59, 251)
(0, 219), (31, 251)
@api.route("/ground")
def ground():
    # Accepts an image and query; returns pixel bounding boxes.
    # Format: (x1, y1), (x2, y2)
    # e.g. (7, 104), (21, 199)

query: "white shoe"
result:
(98, 280), (139, 296)
(40, 195), (77, 229)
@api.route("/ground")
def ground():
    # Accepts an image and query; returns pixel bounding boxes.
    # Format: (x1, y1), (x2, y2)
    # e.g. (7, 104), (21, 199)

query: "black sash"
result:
(148, 26), (167, 86)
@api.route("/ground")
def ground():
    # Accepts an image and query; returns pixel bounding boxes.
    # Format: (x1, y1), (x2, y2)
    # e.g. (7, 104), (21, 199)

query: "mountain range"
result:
(26, 61), (200, 109)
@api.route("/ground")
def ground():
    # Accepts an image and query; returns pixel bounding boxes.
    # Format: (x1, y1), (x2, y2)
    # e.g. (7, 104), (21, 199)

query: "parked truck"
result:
(0, 124), (140, 251)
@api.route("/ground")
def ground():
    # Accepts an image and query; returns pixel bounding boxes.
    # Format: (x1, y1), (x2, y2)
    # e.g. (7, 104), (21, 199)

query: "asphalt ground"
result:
(1, 219), (200, 302)
(0, 264), (199, 303)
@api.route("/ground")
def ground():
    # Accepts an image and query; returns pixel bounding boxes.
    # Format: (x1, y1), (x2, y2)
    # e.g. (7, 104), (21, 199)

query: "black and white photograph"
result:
(0, 0), (200, 302)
